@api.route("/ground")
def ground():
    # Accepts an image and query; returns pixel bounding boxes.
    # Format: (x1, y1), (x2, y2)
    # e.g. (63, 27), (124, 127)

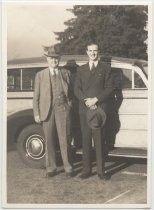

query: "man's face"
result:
(47, 56), (60, 68)
(86, 44), (99, 61)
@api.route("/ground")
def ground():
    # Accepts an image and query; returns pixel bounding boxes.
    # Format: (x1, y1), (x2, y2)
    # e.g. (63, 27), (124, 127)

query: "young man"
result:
(74, 43), (114, 179)
(33, 46), (73, 177)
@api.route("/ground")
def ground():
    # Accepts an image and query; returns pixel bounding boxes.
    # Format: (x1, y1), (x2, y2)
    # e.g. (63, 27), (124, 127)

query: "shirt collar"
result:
(89, 60), (98, 69)
(49, 67), (59, 76)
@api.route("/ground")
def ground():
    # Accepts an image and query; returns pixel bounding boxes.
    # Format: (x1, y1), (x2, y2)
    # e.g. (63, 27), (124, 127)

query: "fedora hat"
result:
(86, 107), (106, 130)
(42, 45), (60, 57)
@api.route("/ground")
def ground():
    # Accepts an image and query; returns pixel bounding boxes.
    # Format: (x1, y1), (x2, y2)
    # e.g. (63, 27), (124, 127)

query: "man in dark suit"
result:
(74, 42), (114, 179)
(33, 46), (73, 177)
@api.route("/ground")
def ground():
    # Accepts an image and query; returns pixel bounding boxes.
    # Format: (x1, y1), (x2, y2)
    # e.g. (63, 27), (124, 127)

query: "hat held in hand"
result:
(86, 107), (106, 129)
(43, 45), (60, 57)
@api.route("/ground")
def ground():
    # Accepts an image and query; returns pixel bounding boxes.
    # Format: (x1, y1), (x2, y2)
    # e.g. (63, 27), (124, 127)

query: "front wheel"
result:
(17, 124), (46, 168)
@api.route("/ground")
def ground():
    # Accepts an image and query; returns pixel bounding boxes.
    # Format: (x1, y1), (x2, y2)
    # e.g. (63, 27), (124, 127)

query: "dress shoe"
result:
(80, 173), (91, 179)
(98, 173), (111, 180)
(46, 171), (57, 178)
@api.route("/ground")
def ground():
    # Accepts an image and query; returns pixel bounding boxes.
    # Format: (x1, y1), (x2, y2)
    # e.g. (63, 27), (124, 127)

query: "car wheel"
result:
(17, 124), (46, 169)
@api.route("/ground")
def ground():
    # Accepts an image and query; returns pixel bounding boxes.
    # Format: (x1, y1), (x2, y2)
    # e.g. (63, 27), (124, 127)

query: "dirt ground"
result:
(6, 144), (148, 206)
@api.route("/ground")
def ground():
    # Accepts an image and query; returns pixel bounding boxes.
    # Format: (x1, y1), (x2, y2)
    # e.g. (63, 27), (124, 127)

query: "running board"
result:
(76, 147), (147, 159)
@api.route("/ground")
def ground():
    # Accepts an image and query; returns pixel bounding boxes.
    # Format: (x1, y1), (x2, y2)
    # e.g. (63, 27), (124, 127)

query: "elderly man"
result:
(33, 46), (73, 177)
(74, 42), (114, 179)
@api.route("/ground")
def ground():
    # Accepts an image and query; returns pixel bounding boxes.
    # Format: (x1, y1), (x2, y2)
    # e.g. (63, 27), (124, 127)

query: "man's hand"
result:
(89, 105), (97, 110)
(34, 115), (41, 123)
(84, 97), (98, 108)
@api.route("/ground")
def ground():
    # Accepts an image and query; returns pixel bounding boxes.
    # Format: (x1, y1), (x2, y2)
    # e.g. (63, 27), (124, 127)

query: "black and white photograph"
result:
(2, 0), (152, 208)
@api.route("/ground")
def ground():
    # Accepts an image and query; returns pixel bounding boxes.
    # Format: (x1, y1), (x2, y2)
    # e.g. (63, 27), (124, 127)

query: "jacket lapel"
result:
(59, 69), (69, 97)
(43, 68), (52, 96)
(83, 63), (91, 85)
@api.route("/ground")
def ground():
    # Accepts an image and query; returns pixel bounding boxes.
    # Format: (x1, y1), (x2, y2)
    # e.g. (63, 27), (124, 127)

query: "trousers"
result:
(80, 113), (106, 176)
(43, 104), (72, 173)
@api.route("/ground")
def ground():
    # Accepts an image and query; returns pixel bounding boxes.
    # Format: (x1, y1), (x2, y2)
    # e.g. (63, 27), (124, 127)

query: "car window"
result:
(22, 68), (38, 90)
(111, 68), (147, 90)
(134, 72), (146, 88)
(7, 67), (44, 91)
(121, 69), (132, 89)
(7, 69), (21, 91)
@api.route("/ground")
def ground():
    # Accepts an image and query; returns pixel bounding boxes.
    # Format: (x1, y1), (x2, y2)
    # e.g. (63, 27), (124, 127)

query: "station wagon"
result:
(7, 55), (148, 168)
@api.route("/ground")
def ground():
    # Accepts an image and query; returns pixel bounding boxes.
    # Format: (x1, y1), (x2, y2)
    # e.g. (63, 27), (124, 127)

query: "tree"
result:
(54, 5), (148, 60)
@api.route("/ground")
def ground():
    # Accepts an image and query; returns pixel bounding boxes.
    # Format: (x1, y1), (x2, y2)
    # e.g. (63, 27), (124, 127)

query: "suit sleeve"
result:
(33, 72), (40, 118)
(96, 63), (115, 102)
(74, 68), (86, 102)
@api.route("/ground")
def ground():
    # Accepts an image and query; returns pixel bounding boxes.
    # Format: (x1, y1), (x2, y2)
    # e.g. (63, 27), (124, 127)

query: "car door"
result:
(112, 63), (148, 149)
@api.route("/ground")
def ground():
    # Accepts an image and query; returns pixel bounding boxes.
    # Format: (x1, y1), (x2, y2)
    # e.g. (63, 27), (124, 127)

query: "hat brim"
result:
(86, 108), (106, 130)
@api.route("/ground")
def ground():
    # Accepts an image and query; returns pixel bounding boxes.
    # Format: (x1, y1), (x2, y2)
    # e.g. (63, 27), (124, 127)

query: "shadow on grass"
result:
(70, 153), (147, 178)
(7, 142), (147, 178)
(105, 156), (147, 177)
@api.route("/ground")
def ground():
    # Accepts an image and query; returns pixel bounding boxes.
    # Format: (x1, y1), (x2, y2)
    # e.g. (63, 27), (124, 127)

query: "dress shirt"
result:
(89, 60), (98, 70)
(49, 67), (59, 76)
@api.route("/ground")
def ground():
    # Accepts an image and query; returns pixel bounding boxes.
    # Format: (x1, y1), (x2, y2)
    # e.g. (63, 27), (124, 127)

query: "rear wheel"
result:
(17, 124), (46, 168)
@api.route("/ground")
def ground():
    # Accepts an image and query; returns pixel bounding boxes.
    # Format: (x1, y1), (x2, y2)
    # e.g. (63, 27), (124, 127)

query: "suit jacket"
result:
(33, 67), (72, 121)
(74, 61), (115, 114)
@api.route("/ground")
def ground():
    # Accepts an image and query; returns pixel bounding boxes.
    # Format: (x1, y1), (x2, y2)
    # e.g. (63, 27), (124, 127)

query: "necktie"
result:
(53, 69), (56, 75)
(51, 69), (56, 81)
(53, 69), (58, 77)
(90, 62), (95, 73)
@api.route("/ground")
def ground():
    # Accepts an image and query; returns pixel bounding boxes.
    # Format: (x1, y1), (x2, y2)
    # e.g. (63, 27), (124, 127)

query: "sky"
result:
(7, 4), (74, 60)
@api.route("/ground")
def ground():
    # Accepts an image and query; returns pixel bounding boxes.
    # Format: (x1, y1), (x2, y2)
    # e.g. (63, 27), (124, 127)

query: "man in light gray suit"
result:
(33, 46), (73, 177)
